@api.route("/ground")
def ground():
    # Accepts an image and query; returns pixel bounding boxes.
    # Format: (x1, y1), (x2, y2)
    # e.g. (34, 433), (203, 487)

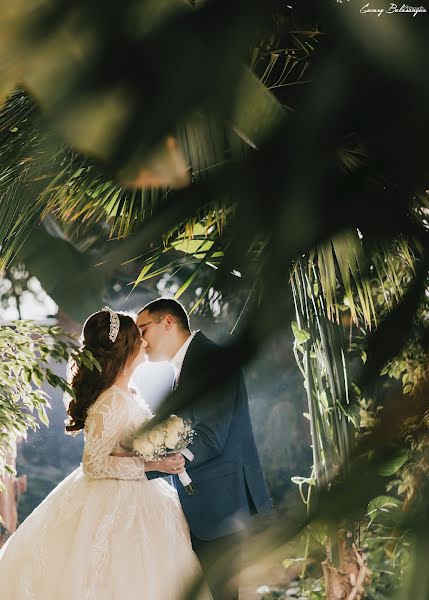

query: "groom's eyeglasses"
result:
(138, 318), (163, 337)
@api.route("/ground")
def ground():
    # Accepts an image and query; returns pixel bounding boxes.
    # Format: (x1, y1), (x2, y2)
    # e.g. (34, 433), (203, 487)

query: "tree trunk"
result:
(322, 533), (370, 600)
(0, 445), (27, 548)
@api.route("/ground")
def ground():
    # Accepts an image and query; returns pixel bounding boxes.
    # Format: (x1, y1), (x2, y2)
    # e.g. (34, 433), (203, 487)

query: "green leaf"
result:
(80, 353), (95, 370)
(31, 370), (44, 388)
(171, 223), (215, 256)
(174, 242), (220, 300)
(319, 390), (329, 411)
(367, 495), (402, 514)
(292, 321), (311, 345)
(282, 558), (305, 570)
(4, 464), (16, 476)
(232, 68), (286, 148)
(377, 447), (409, 476)
(38, 410), (49, 427)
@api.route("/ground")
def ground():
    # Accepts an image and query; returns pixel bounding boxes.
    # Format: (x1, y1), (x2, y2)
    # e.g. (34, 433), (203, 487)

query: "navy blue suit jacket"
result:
(149, 332), (272, 540)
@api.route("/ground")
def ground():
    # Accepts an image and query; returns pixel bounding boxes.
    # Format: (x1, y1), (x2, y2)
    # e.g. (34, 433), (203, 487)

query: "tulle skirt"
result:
(0, 467), (210, 600)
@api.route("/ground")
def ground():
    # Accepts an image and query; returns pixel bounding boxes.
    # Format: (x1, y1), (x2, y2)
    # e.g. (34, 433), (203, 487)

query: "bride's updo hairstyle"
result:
(66, 310), (141, 434)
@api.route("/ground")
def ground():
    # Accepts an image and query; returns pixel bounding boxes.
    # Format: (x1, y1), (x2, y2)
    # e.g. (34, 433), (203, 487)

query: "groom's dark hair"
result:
(138, 298), (191, 332)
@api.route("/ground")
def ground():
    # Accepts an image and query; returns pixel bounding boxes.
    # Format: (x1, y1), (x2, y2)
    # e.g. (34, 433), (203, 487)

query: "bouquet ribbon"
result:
(178, 448), (193, 487)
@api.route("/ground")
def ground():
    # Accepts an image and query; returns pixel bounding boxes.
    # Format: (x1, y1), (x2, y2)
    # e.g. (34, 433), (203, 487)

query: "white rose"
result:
(133, 436), (157, 460)
(165, 415), (184, 449)
(147, 424), (166, 448)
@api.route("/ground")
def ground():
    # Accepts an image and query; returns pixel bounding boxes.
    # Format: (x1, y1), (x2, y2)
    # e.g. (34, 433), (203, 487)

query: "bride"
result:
(0, 307), (211, 600)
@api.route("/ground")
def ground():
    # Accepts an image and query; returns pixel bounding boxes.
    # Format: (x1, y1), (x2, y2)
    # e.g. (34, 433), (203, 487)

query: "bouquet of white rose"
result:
(133, 415), (195, 494)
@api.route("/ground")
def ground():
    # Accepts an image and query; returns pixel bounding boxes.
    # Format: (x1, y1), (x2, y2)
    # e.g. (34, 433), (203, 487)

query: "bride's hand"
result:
(144, 453), (185, 474)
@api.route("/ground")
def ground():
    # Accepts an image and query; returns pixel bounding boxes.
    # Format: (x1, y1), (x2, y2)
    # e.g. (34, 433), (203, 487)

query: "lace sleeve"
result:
(82, 390), (147, 480)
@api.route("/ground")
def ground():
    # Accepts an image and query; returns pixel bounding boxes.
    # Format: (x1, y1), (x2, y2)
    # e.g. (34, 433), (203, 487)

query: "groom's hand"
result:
(144, 453), (185, 474)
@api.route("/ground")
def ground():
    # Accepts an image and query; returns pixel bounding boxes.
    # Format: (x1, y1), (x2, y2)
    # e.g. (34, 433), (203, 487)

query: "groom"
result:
(137, 298), (272, 600)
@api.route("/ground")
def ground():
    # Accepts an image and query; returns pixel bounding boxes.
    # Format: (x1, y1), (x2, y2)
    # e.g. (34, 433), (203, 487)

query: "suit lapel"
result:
(176, 331), (206, 389)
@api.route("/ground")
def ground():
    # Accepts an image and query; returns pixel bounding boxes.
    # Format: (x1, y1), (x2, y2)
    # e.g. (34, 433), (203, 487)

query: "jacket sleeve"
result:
(181, 370), (239, 470)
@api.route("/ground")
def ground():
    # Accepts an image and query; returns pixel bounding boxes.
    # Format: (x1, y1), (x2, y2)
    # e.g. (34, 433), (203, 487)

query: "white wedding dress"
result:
(0, 385), (210, 600)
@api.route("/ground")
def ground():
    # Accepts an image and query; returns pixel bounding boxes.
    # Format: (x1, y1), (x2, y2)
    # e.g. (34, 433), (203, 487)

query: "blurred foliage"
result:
(0, 321), (100, 496)
(290, 234), (416, 489)
(277, 235), (429, 599)
(0, 0), (429, 598)
(1, 0), (429, 355)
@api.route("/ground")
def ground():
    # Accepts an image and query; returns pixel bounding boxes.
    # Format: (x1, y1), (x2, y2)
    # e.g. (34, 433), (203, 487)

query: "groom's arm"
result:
(180, 370), (239, 471)
(146, 471), (164, 480)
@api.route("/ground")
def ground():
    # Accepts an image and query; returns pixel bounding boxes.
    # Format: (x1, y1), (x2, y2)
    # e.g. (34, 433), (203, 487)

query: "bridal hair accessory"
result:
(101, 306), (120, 343)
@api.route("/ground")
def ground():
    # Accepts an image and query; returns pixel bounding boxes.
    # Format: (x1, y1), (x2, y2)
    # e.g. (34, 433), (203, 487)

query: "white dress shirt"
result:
(170, 331), (198, 383)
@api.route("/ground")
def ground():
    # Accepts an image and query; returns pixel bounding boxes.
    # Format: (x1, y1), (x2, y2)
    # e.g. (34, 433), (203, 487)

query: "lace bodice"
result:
(82, 385), (153, 480)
